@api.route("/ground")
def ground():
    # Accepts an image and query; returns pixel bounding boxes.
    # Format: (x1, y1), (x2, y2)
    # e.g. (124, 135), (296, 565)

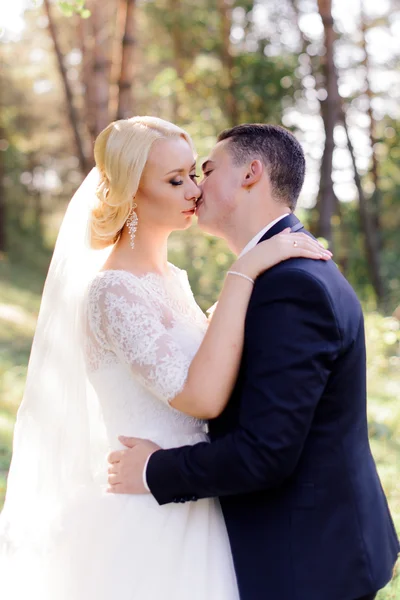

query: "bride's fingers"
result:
(282, 236), (331, 258)
(290, 232), (329, 249)
(295, 248), (331, 260)
(108, 465), (118, 475)
(291, 242), (331, 260)
(275, 232), (332, 258)
(303, 236), (330, 253)
(287, 234), (332, 256)
(278, 230), (326, 247)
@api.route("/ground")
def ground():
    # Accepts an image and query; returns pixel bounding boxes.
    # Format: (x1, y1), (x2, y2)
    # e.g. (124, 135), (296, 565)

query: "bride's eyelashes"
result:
(170, 173), (199, 186)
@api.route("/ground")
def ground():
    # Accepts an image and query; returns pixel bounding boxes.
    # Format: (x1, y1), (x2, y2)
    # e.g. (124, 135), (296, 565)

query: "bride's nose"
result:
(186, 180), (201, 202)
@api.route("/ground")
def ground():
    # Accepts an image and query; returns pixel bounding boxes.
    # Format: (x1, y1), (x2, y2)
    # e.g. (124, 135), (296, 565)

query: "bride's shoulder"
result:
(167, 262), (185, 276)
(168, 262), (191, 283)
(87, 269), (142, 301)
(90, 268), (134, 285)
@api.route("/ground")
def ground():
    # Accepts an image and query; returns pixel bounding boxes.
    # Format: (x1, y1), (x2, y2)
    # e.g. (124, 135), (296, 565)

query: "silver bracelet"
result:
(227, 270), (255, 285)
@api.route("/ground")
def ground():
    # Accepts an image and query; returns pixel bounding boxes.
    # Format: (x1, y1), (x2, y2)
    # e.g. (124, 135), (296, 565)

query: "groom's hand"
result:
(107, 436), (161, 494)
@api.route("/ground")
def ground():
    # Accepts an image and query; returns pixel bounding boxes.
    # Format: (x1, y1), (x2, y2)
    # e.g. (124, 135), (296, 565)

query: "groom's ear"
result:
(242, 159), (263, 190)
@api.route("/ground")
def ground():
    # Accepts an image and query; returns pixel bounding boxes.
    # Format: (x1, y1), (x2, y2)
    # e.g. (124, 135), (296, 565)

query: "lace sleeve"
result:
(92, 273), (191, 404)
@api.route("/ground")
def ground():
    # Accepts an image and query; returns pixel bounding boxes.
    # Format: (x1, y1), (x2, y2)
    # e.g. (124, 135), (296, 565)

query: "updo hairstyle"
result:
(90, 116), (194, 249)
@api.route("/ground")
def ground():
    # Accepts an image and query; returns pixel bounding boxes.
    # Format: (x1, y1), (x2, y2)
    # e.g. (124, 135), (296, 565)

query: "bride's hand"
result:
(232, 228), (332, 280)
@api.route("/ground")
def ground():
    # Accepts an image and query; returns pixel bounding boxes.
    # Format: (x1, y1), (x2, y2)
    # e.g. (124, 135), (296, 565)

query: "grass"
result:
(0, 253), (399, 597)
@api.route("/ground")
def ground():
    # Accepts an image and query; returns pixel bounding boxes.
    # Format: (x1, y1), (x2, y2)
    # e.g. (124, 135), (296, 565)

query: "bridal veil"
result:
(0, 168), (111, 583)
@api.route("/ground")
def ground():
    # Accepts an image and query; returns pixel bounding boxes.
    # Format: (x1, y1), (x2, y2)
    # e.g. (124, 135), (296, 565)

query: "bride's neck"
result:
(106, 224), (170, 276)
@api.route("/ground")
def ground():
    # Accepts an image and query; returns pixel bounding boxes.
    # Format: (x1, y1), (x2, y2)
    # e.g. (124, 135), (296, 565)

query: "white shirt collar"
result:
(238, 214), (291, 258)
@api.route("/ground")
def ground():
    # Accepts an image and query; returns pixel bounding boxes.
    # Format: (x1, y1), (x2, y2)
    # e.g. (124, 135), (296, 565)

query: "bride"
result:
(0, 116), (329, 599)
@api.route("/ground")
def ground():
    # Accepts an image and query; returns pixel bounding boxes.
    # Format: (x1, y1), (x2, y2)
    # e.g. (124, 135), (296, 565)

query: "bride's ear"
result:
(241, 159), (263, 191)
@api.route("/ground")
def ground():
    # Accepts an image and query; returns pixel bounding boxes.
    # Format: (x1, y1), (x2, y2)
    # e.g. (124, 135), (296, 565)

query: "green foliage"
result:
(57, 1), (90, 18)
(366, 313), (400, 599)
(169, 226), (235, 311)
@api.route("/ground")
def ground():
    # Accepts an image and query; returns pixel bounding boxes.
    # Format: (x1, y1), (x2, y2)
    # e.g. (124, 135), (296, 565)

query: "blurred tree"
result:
(77, 11), (96, 144)
(297, 0), (385, 304)
(342, 112), (385, 304)
(46, 0), (137, 146)
(360, 2), (381, 247)
(117, 0), (137, 119)
(43, 0), (91, 174)
(0, 129), (5, 253)
(217, 0), (238, 126)
(91, 0), (112, 134)
(316, 0), (338, 247)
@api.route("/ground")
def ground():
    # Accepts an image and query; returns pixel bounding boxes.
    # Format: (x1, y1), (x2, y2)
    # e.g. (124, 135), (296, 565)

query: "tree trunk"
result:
(27, 155), (44, 239)
(78, 9), (96, 145)
(43, 0), (90, 175)
(168, 0), (185, 120)
(360, 1), (382, 246)
(117, 0), (136, 120)
(342, 114), (385, 303)
(109, 0), (127, 120)
(92, 2), (112, 134)
(217, 0), (238, 126)
(290, 1), (383, 301)
(316, 0), (340, 246)
(0, 130), (6, 253)
(291, 1), (342, 258)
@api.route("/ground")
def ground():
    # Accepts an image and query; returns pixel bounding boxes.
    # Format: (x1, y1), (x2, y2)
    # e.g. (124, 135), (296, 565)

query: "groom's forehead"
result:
(202, 140), (230, 170)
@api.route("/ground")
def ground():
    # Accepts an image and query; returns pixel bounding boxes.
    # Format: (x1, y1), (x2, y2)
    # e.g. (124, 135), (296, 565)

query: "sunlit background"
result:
(0, 1), (399, 596)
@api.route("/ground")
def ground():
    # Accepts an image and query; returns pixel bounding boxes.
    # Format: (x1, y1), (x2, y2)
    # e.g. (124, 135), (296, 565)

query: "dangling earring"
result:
(126, 203), (138, 249)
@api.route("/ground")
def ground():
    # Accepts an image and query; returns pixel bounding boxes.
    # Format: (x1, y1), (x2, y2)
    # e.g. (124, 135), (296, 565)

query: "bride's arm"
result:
(170, 231), (331, 419)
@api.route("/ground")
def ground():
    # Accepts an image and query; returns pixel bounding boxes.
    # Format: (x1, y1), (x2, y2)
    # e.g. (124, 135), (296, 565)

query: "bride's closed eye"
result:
(170, 174), (199, 186)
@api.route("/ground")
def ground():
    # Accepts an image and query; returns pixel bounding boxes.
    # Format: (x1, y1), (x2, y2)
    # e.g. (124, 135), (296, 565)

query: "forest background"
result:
(0, 0), (399, 597)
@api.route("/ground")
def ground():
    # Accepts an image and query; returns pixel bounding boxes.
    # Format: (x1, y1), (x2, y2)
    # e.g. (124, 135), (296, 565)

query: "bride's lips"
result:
(181, 208), (196, 216)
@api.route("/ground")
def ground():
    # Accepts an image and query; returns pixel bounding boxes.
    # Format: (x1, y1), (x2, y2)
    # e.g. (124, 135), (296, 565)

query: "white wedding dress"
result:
(35, 264), (239, 600)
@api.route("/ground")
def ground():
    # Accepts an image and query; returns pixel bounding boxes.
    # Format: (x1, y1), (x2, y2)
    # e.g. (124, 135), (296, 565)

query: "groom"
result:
(107, 124), (399, 599)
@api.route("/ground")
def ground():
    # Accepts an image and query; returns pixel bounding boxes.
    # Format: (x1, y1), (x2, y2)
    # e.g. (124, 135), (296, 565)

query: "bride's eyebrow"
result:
(165, 162), (196, 176)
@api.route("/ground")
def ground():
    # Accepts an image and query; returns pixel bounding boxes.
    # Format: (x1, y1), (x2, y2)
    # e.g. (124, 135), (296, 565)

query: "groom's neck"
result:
(226, 207), (291, 256)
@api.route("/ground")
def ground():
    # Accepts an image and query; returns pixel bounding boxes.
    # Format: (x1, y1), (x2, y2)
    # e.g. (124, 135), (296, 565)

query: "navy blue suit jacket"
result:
(147, 214), (399, 600)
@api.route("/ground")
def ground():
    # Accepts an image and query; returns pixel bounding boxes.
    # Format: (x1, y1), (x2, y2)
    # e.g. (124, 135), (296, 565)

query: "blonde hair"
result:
(90, 116), (194, 249)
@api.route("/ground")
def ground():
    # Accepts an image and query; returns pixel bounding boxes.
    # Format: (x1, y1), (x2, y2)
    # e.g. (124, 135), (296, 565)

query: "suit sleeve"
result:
(146, 268), (343, 504)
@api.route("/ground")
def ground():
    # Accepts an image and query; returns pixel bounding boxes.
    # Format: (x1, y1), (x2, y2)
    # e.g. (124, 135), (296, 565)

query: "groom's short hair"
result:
(218, 124), (305, 211)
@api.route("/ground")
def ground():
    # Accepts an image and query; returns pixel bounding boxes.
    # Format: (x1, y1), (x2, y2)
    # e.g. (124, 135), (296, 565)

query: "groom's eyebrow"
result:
(202, 160), (215, 172)
(165, 162), (196, 176)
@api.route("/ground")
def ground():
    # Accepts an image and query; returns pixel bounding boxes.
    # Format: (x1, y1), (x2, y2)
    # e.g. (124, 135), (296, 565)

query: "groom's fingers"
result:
(108, 450), (122, 464)
(106, 483), (123, 494)
(108, 473), (122, 485)
(108, 437), (144, 463)
(118, 435), (141, 447)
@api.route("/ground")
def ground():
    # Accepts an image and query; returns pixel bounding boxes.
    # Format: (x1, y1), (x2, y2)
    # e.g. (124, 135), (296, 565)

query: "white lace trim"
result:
(85, 267), (208, 405)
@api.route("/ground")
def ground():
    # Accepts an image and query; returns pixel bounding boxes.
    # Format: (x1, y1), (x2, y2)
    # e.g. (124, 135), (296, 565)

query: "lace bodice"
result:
(85, 265), (209, 447)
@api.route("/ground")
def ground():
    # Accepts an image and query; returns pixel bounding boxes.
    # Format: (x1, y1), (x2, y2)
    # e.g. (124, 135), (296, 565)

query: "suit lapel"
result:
(258, 213), (304, 244)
